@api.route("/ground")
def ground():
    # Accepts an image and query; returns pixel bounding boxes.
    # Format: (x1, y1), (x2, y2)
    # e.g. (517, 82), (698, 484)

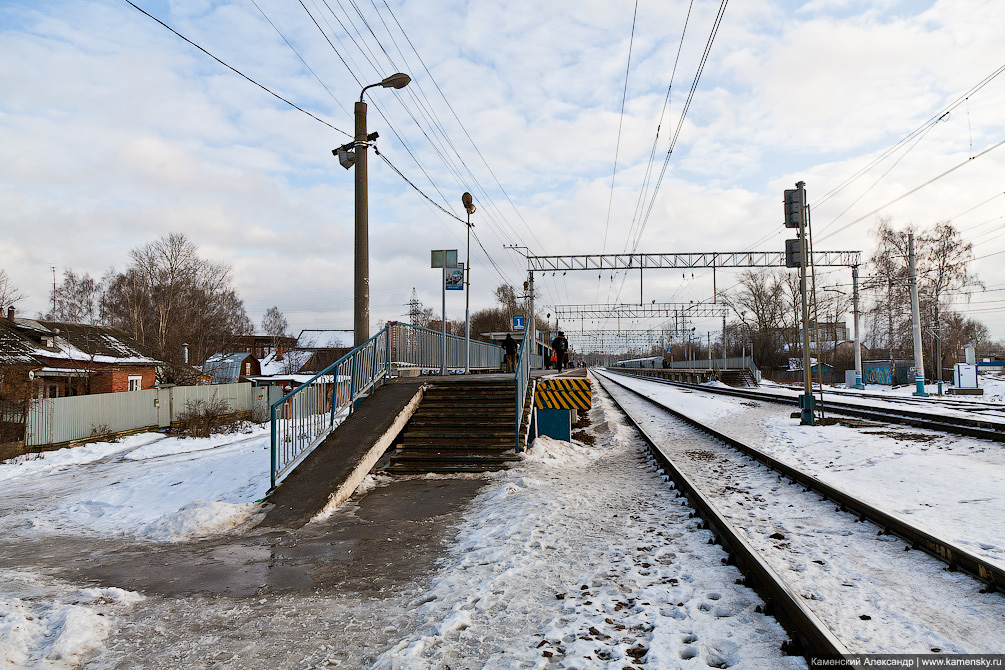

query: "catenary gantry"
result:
(525, 251), (861, 272)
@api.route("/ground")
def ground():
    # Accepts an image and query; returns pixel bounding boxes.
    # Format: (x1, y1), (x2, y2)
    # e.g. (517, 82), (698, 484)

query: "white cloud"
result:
(2, 0), (1003, 343)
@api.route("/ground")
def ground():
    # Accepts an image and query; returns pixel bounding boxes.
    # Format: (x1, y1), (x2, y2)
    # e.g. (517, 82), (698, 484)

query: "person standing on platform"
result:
(502, 334), (518, 373)
(551, 331), (569, 372)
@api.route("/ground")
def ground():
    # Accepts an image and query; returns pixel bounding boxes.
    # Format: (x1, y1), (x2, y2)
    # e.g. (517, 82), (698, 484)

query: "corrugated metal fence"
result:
(25, 383), (256, 447)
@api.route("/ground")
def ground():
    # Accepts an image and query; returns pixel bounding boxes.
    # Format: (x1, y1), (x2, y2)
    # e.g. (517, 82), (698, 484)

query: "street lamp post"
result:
(462, 192), (475, 373)
(336, 72), (411, 347)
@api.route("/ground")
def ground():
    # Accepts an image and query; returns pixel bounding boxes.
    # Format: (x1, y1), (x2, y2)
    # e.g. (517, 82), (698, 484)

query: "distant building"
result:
(0, 308), (162, 398)
(799, 321), (848, 343)
(226, 334), (297, 359)
(202, 352), (261, 385)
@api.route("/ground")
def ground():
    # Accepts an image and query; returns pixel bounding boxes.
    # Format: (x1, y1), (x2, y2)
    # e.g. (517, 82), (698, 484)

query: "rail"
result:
(270, 327), (390, 489)
(601, 370), (1005, 591)
(594, 372), (849, 655)
(615, 372), (1005, 444)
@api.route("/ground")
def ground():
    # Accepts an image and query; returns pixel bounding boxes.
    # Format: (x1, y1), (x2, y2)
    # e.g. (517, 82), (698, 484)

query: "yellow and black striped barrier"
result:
(535, 378), (592, 410)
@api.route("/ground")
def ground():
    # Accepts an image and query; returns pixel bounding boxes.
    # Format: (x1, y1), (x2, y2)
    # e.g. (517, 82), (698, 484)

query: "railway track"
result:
(593, 370), (1004, 657)
(607, 369), (1005, 443)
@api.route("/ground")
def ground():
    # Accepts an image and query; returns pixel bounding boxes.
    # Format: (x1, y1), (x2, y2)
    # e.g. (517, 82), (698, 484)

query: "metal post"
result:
(909, 232), (928, 396)
(353, 100), (369, 347)
(797, 182), (814, 425)
(464, 209), (471, 374)
(528, 271), (535, 368)
(852, 265), (864, 388)
(441, 265), (447, 376)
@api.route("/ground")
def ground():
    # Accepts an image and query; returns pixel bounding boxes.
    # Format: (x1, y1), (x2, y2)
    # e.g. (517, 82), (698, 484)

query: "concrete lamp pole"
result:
(341, 72), (411, 347)
(462, 192), (476, 374)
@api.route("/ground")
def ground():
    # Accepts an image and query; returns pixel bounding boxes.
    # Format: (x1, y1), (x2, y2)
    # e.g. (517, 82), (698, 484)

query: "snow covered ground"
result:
(598, 371), (1005, 571)
(1, 370), (1002, 666)
(595, 374), (1005, 654)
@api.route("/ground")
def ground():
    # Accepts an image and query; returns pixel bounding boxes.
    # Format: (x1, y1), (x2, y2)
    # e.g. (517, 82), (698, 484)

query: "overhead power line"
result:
(601, 0), (639, 260)
(122, 0), (351, 138)
(817, 138), (1005, 243)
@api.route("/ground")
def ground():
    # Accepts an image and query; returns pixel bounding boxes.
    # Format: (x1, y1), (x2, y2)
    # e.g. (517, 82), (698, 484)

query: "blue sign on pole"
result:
(445, 263), (464, 290)
(513, 315), (525, 330)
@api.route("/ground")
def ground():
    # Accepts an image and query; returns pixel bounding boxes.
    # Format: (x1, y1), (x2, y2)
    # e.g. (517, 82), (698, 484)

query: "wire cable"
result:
(122, 0), (352, 137)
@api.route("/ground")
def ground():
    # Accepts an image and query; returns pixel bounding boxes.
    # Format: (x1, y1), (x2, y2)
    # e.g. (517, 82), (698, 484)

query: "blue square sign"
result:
(513, 315), (525, 330)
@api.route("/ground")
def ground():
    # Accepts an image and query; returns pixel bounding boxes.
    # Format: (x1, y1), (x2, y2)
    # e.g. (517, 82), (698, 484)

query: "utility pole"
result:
(908, 232), (928, 396)
(852, 266), (864, 388)
(335, 73), (411, 347)
(888, 278), (894, 385)
(462, 193), (475, 374)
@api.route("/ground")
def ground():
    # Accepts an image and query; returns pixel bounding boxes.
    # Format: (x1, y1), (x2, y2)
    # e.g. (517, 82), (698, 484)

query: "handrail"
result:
(387, 321), (504, 371)
(515, 326), (532, 451)
(269, 322), (507, 489)
(269, 327), (390, 490)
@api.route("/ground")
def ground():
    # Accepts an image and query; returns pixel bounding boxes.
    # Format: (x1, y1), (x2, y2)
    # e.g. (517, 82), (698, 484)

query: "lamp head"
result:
(462, 191), (475, 214)
(380, 73), (411, 89)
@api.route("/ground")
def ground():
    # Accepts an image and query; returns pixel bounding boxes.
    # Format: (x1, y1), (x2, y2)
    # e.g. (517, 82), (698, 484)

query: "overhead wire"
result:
(121, 0), (351, 138)
(600, 0), (639, 263)
(309, 0), (530, 289)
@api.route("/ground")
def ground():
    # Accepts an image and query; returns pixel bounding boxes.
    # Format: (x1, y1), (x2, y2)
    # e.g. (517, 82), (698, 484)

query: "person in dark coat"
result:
(551, 331), (569, 372)
(502, 334), (518, 373)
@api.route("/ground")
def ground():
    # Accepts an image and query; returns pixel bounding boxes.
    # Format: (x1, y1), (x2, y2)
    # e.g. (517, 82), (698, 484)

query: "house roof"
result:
(0, 320), (43, 366)
(259, 349), (314, 376)
(1, 318), (161, 367)
(296, 329), (352, 349)
(203, 352), (259, 384)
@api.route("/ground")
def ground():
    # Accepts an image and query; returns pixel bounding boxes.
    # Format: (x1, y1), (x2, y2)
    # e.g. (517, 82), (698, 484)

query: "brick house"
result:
(0, 308), (162, 398)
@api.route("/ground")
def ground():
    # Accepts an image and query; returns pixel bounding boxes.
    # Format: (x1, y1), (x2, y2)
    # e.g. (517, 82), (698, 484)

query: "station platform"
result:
(260, 368), (577, 530)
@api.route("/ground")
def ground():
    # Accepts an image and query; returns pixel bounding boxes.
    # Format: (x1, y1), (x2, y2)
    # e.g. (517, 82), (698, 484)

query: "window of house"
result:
(245, 362), (251, 375)
(128, 376), (143, 392)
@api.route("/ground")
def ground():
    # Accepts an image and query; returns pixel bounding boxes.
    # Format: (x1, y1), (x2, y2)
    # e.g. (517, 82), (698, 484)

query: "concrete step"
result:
(393, 449), (518, 461)
(384, 462), (513, 474)
(397, 440), (514, 450)
(407, 417), (511, 427)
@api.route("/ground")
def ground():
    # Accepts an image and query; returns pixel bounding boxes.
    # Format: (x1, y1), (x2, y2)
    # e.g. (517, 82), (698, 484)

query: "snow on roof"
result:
(259, 349), (313, 376)
(1, 319), (161, 366)
(296, 329), (351, 349)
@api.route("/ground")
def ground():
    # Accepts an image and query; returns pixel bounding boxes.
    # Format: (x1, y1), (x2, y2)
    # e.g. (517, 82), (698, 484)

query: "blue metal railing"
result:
(515, 326), (532, 451)
(269, 323), (510, 488)
(387, 321), (504, 371)
(270, 327), (390, 490)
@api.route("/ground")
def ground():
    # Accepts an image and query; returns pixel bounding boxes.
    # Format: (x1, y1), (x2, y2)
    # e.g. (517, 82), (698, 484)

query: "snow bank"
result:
(12, 432), (271, 542)
(0, 572), (144, 669)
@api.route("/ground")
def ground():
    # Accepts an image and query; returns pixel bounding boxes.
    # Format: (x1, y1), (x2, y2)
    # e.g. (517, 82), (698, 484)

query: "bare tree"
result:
(720, 270), (787, 367)
(101, 233), (253, 365)
(261, 306), (290, 352)
(0, 269), (25, 311)
(864, 217), (913, 364)
(918, 221), (982, 379)
(45, 269), (102, 323)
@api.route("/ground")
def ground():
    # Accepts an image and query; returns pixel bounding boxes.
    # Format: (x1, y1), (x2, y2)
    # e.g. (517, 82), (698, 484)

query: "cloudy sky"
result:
(3, 0), (1004, 351)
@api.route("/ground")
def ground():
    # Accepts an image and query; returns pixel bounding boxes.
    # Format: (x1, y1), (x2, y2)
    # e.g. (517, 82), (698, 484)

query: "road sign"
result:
(513, 315), (525, 330)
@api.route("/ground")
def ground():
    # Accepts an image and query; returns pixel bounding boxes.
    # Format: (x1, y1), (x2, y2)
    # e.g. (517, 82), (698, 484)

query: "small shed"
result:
(203, 352), (261, 384)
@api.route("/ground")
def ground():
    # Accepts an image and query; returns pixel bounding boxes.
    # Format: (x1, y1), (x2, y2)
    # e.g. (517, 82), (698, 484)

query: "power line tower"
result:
(408, 287), (422, 327)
